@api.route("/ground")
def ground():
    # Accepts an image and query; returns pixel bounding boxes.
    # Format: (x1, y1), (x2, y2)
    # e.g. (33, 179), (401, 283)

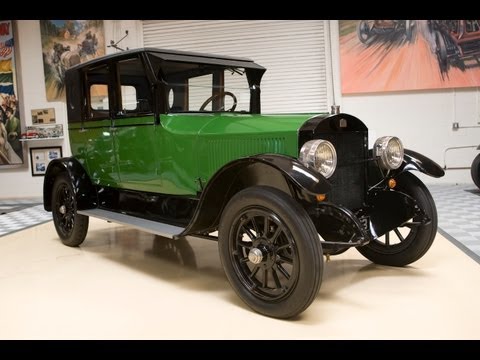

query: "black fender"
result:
(396, 149), (445, 178)
(43, 157), (97, 212)
(367, 188), (429, 238)
(369, 148), (445, 186)
(179, 154), (331, 236)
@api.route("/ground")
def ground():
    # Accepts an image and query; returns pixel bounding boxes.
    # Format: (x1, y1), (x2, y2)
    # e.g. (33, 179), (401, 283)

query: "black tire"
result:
(52, 174), (89, 247)
(471, 153), (480, 189)
(405, 20), (413, 42)
(218, 186), (323, 319)
(357, 20), (372, 44)
(435, 31), (448, 75)
(357, 172), (437, 267)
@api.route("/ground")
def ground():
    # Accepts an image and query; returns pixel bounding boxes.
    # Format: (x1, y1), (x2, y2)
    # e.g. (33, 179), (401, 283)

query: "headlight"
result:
(299, 139), (337, 178)
(374, 136), (404, 170)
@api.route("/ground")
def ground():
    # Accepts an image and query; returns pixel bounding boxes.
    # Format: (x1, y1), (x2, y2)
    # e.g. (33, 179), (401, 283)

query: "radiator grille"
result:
(321, 132), (367, 209)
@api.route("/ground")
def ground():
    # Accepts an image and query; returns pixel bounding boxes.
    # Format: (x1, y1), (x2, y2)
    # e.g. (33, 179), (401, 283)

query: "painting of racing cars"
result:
(340, 20), (480, 93)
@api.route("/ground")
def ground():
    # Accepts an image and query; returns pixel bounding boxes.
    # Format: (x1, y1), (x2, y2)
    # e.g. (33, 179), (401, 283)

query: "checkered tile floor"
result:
(0, 198), (52, 237)
(1, 185), (480, 263)
(428, 183), (480, 263)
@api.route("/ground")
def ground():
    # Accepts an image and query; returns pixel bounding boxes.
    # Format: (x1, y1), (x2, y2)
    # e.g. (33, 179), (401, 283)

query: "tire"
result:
(52, 173), (89, 247)
(471, 153), (480, 189)
(357, 20), (372, 44)
(435, 31), (448, 75)
(405, 20), (413, 42)
(218, 186), (323, 319)
(357, 172), (437, 267)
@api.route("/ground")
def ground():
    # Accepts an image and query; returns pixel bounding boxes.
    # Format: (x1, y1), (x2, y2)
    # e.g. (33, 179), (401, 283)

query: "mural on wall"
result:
(40, 20), (105, 101)
(339, 20), (480, 94)
(0, 20), (23, 166)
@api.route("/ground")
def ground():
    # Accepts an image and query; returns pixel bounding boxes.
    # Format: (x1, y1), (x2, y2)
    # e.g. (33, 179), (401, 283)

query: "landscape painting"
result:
(339, 20), (480, 94)
(40, 20), (105, 101)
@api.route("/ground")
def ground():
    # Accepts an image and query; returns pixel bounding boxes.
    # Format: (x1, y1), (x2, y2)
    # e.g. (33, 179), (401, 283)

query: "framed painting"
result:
(339, 20), (480, 94)
(40, 20), (105, 101)
(30, 146), (62, 176)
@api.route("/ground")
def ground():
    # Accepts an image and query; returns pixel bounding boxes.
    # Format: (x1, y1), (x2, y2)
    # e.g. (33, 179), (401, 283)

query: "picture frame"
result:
(30, 146), (62, 176)
(31, 107), (56, 124)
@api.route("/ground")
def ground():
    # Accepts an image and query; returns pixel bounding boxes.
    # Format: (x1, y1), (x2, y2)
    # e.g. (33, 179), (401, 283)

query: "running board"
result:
(77, 209), (185, 239)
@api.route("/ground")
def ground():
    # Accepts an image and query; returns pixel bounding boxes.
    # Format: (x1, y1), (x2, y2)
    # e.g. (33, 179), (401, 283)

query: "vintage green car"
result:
(43, 48), (445, 319)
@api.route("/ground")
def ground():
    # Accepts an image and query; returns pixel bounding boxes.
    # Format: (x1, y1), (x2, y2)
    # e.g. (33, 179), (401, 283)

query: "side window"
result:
(121, 85), (137, 111)
(86, 64), (110, 119)
(90, 84), (109, 111)
(117, 58), (152, 115)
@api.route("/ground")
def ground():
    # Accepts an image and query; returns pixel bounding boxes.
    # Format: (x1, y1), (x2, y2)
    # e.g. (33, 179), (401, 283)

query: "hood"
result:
(160, 112), (323, 193)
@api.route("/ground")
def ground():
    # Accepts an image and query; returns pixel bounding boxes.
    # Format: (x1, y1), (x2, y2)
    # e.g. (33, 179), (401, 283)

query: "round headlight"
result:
(374, 136), (404, 170)
(299, 139), (337, 178)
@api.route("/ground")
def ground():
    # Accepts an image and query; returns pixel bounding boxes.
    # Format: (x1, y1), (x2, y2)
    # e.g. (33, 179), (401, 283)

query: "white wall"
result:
(330, 20), (480, 186)
(0, 20), (142, 199)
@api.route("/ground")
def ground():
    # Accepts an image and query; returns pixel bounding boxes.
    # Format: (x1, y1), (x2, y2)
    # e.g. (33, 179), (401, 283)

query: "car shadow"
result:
(80, 227), (230, 290)
(79, 226), (428, 320)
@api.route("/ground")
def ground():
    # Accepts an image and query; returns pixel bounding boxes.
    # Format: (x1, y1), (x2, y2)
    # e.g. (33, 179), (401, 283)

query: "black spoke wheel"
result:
(52, 174), (89, 247)
(435, 31), (448, 75)
(405, 20), (413, 42)
(357, 20), (373, 44)
(219, 186), (323, 319)
(471, 153), (480, 189)
(357, 172), (437, 266)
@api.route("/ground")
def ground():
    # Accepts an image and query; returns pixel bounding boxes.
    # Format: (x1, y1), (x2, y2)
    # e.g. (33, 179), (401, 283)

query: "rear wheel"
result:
(357, 20), (373, 44)
(52, 174), (89, 247)
(471, 153), (480, 189)
(435, 31), (448, 75)
(357, 172), (437, 266)
(218, 186), (323, 319)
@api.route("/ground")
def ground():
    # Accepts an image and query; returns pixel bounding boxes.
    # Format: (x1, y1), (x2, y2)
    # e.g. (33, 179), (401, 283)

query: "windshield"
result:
(161, 61), (252, 113)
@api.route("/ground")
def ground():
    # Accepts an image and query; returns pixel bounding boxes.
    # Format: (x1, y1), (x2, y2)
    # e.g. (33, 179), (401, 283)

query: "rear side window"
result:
(90, 84), (109, 111)
(117, 58), (152, 115)
(86, 64), (110, 119)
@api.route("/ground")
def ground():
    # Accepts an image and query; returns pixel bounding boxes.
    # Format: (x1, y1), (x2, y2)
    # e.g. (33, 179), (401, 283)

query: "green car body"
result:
(69, 113), (309, 195)
(43, 47), (444, 319)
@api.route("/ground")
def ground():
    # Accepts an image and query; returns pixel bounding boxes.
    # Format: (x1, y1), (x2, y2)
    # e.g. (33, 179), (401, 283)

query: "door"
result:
(81, 63), (119, 187)
(112, 56), (159, 193)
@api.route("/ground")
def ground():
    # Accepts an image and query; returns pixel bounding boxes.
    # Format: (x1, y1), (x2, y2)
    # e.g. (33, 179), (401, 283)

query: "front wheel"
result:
(471, 153), (480, 189)
(218, 186), (323, 319)
(52, 174), (89, 247)
(357, 172), (437, 267)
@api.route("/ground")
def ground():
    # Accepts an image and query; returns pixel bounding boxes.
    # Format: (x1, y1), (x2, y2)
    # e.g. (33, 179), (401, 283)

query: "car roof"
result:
(68, 47), (266, 71)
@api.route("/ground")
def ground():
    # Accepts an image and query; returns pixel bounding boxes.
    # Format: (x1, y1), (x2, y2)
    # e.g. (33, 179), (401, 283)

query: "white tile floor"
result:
(428, 183), (480, 262)
(1, 217), (480, 339)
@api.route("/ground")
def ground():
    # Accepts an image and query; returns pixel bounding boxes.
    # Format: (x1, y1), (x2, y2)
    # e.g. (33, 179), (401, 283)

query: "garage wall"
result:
(329, 20), (480, 185)
(143, 20), (329, 113)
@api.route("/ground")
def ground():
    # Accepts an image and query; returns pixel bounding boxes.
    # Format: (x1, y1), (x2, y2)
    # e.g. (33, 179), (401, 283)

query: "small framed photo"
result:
(31, 107), (56, 124)
(30, 146), (62, 176)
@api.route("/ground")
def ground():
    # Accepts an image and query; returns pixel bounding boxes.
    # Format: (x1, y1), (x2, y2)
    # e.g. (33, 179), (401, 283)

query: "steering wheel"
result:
(199, 91), (237, 112)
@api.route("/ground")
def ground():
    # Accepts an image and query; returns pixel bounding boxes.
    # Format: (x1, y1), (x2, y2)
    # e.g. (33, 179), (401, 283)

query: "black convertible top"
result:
(68, 47), (266, 71)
